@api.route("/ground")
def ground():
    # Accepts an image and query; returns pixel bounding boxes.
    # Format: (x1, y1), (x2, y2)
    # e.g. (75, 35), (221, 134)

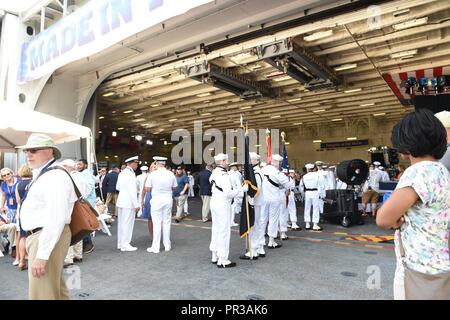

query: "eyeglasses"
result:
(1, 173), (11, 177)
(23, 148), (48, 154)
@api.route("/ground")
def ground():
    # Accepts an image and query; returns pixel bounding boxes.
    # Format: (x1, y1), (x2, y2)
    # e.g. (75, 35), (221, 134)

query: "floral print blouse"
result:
(396, 161), (450, 275)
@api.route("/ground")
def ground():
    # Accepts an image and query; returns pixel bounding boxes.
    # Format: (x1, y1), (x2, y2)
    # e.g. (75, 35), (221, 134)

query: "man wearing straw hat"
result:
(17, 133), (77, 299)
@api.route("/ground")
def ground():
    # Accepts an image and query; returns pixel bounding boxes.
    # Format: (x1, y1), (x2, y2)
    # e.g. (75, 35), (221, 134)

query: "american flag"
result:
(382, 65), (450, 106)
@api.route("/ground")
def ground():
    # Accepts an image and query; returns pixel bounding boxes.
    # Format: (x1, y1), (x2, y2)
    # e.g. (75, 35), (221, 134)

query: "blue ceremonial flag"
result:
(281, 141), (289, 174)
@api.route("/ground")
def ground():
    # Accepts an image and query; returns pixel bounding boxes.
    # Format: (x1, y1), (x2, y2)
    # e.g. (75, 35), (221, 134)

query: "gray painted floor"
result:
(0, 197), (395, 300)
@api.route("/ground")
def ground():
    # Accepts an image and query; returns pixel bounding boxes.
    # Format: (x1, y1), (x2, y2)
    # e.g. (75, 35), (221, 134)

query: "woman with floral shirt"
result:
(377, 108), (450, 300)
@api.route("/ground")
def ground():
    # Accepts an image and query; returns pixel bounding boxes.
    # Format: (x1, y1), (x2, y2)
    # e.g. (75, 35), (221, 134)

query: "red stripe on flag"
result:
(399, 72), (408, 81)
(416, 69), (425, 79)
(383, 73), (404, 102)
(433, 67), (443, 77)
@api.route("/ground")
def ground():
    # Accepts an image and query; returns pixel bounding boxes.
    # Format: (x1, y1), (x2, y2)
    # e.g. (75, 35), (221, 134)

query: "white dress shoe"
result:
(121, 245), (137, 252)
(146, 247), (159, 253)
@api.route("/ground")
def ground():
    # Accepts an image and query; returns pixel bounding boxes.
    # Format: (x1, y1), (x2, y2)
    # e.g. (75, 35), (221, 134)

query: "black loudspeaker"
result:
(414, 95), (450, 114)
(323, 189), (360, 227)
(336, 159), (369, 185)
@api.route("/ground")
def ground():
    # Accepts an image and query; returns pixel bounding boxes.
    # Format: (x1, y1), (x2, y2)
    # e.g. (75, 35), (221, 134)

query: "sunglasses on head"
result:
(23, 148), (48, 154)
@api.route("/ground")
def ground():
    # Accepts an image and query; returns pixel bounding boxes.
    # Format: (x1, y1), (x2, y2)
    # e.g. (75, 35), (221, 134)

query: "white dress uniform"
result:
(377, 168), (390, 182)
(145, 166), (177, 253)
(300, 166), (324, 229)
(229, 166), (243, 223)
(247, 153), (264, 257)
(258, 157), (291, 248)
(116, 163), (139, 251)
(279, 175), (295, 238)
(286, 174), (298, 228)
(209, 162), (246, 267)
(136, 168), (148, 217)
(184, 173), (195, 213)
(317, 168), (328, 214)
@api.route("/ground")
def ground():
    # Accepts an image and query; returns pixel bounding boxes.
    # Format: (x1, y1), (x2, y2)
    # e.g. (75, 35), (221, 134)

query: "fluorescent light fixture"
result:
(102, 92), (115, 97)
(344, 88), (362, 93)
(201, 113), (211, 116)
(390, 49), (418, 59)
(114, 155), (118, 158)
(346, 137), (358, 140)
(168, 118), (178, 122)
(373, 112), (386, 116)
(197, 92), (212, 97)
(208, 148), (214, 151)
(203, 125), (212, 128)
(135, 135), (143, 141)
(284, 142), (290, 145)
(331, 118), (342, 121)
(392, 17), (428, 30)
(272, 75), (291, 82)
(230, 146), (237, 149)
(132, 118), (146, 122)
(117, 127), (124, 130)
(287, 98), (302, 102)
(313, 109), (326, 113)
(255, 144), (262, 147)
(270, 115), (281, 119)
(240, 106), (252, 110)
(98, 116), (105, 120)
(334, 63), (357, 71)
(104, 156), (109, 159)
(112, 131), (117, 137)
(146, 140), (153, 145)
(292, 122), (303, 125)
(164, 141), (168, 145)
(123, 110), (133, 114)
(98, 131), (102, 134)
(251, 64), (262, 70)
(151, 103), (160, 107)
(360, 103), (375, 107)
(304, 30), (333, 42)
(313, 140), (322, 143)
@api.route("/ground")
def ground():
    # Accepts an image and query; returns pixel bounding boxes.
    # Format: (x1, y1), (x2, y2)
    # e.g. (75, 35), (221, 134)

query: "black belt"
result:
(305, 188), (318, 191)
(26, 227), (43, 236)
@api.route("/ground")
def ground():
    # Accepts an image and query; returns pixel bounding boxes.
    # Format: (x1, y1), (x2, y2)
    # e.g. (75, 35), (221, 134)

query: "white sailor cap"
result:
(272, 154), (283, 161)
(435, 110), (450, 128)
(315, 160), (324, 166)
(214, 153), (228, 161)
(140, 165), (149, 171)
(378, 166), (384, 170)
(229, 162), (238, 167)
(125, 156), (139, 163)
(60, 159), (76, 168)
(249, 152), (260, 160)
(305, 163), (315, 169)
(153, 156), (167, 163)
(289, 169), (295, 173)
(373, 161), (381, 166)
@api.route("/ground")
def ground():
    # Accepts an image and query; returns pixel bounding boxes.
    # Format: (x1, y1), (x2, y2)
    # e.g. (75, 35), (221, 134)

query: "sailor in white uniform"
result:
(300, 163), (324, 231)
(209, 154), (248, 268)
(287, 169), (300, 231)
(116, 156), (140, 251)
(136, 165), (149, 217)
(240, 152), (264, 260)
(315, 161), (328, 216)
(145, 156), (177, 253)
(229, 162), (243, 227)
(259, 154), (291, 249)
(377, 166), (390, 182)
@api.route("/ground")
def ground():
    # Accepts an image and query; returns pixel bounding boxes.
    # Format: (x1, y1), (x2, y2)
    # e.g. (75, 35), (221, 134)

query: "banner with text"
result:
(320, 139), (369, 149)
(18, 0), (213, 83)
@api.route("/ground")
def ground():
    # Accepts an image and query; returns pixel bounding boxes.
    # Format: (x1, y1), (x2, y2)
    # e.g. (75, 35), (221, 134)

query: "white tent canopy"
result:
(0, 104), (91, 151)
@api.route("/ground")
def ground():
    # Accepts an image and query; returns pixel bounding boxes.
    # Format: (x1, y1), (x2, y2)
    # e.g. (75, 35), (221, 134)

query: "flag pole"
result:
(245, 122), (252, 257)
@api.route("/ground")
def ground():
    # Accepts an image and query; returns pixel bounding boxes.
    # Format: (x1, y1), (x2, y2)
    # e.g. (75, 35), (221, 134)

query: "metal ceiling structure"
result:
(95, 0), (450, 140)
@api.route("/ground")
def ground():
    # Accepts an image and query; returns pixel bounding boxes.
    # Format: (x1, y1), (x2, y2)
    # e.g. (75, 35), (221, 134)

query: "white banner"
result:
(18, 0), (213, 83)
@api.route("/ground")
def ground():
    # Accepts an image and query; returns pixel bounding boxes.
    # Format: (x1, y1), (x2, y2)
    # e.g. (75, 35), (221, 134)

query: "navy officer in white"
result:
(116, 156), (140, 252)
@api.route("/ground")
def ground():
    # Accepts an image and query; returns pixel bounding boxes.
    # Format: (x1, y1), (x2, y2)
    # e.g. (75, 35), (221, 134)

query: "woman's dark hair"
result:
(391, 108), (447, 159)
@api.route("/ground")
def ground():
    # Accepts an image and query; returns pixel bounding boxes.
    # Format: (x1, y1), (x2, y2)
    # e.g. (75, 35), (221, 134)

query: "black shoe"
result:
(281, 236), (289, 241)
(258, 253), (266, 258)
(217, 262), (236, 268)
(83, 243), (94, 254)
(174, 219), (180, 223)
(73, 257), (83, 263)
(267, 243), (282, 249)
(305, 226), (311, 230)
(211, 260), (218, 264)
(239, 254), (258, 260)
(63, 262), (74, 268)
(291, 227), (302, 231)
(3, 241), (10, 255)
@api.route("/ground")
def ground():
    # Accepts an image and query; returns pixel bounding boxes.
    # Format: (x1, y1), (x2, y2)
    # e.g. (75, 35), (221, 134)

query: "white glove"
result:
(241, 184), (249, 193)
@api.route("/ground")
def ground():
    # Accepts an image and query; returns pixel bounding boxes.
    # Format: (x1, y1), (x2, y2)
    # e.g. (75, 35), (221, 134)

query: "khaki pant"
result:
(0, 223), (16, 247)
(105, 192), (118, 215)
(175, 195), (187, 219)
(26, 225), (71, 300)
(201, 195), (211, 220)
(64, 241), (83, 264)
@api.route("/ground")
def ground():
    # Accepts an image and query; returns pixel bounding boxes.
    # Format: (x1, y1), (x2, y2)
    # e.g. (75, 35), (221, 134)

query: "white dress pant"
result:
(150, 196), (173, 252)
(250, 204), (262, 250)
(318, 198), (324, 214)
(117, 207), (136, 249)
(288, 194), (297, 223)
(209, 197), (232, 260)
(279, 201), (289, 232)
(304, 192), (320, 223)
(260, 201), (281, 239)
(257, 203), (268, 247)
